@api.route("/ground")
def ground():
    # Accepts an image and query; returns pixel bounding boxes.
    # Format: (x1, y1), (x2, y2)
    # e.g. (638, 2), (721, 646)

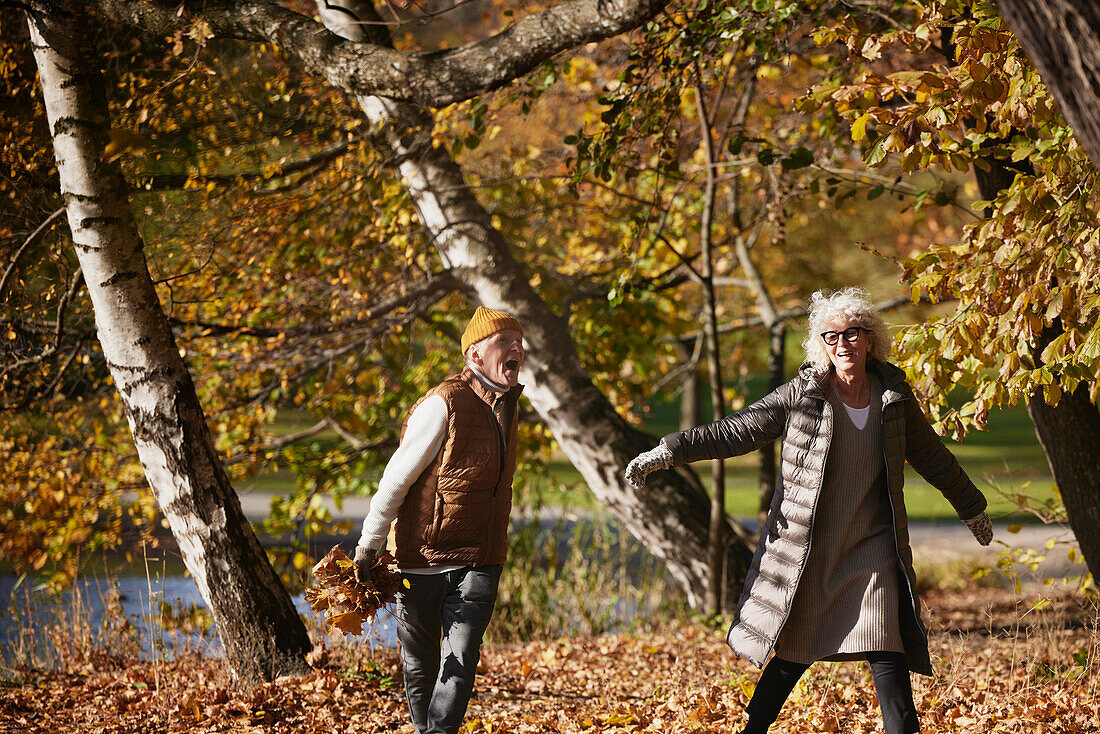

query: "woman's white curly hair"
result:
(802, 287), (891, 371)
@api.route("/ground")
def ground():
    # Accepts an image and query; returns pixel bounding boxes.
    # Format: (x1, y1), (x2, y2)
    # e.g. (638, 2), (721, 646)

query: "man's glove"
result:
(963, 512), (993, 546)
(353, 545), (377, 584)
(625, 443), (674, 488)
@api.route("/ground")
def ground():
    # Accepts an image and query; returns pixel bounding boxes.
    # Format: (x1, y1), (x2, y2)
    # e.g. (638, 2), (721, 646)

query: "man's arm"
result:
(357, 394), (448, 551)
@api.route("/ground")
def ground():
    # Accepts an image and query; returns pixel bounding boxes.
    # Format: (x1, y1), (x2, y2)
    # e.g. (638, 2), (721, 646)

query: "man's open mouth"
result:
(505, 359), (519, 371)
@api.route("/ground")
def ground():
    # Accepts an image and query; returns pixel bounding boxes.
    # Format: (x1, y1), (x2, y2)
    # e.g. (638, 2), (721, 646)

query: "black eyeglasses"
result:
(820, 326), (864, 346)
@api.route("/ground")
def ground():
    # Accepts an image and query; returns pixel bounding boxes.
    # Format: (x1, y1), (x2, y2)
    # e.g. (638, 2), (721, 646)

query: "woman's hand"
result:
(963, 512), (993, 546)
(625, 443), (674, 488)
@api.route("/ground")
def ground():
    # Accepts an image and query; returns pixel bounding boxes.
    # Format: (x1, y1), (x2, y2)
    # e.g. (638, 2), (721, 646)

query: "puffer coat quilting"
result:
(395, 369), (522, 568)
(661, 360), (986, 676)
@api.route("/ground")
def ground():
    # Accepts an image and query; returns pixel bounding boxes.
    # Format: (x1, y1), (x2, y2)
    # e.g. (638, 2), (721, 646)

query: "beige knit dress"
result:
(773, 375), (905, 663)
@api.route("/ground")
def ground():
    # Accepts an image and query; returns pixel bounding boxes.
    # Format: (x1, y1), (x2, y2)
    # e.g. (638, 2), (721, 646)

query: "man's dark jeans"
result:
(396, 565), (503, 734)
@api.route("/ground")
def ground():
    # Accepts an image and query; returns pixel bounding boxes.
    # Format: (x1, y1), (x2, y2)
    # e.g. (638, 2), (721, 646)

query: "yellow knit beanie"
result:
(461, 306), (523, 354)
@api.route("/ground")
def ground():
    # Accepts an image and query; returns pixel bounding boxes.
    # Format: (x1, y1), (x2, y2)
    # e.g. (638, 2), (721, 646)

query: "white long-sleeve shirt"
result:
(357, 394), (447, 553)
(357, 366), (507, 573)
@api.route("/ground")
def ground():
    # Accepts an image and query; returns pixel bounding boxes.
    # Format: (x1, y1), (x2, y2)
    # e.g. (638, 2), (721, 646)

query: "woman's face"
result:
(822, 318), (871, 377)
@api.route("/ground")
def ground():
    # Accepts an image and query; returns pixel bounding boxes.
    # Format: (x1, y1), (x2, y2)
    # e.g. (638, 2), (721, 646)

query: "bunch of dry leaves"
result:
(304, 546), (404, 635)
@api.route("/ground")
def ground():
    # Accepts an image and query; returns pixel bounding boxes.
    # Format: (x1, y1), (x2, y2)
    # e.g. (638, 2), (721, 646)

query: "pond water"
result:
(0, 516), (677, 669)
(0, 569), (661, 669)
(0, 572), (398, 666)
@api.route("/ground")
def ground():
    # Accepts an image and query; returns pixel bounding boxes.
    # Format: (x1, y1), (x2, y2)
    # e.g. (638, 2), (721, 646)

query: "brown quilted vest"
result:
(394, 369), (522, 568)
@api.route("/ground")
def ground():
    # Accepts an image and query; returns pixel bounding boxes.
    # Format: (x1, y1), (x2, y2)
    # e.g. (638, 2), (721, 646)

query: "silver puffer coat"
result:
(661, 361), (987, 676)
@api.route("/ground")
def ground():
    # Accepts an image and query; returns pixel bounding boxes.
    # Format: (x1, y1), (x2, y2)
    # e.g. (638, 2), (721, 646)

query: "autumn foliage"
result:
(801, 0), (1100, 435)
(304, 546), (404, 636)
(1, 586), (1096, 733)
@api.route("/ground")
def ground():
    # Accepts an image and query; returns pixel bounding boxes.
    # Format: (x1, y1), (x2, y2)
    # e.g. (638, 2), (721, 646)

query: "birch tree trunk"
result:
(316, 0), (753, 610)
(27, 0), (311, 684)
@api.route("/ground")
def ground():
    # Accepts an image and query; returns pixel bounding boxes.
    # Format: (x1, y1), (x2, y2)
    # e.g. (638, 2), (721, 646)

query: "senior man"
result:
(353, 306), (525, 734)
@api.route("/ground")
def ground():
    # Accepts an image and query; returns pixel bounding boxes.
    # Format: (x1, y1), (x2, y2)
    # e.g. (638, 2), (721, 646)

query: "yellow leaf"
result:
(329, 611), (364, 635)
(851, 112), (873, 142)
(187, 19), (214, 44)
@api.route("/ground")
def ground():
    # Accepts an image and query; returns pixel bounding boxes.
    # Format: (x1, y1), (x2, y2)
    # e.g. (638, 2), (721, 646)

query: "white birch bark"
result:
(316, 0), (752, 609)
(90, 0), (667, 108)
(27, 0), (311, 683)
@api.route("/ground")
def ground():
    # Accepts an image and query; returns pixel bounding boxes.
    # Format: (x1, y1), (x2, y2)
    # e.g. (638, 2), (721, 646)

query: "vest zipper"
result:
(491, 394), (507, 493)
(480, 391), (508, 565)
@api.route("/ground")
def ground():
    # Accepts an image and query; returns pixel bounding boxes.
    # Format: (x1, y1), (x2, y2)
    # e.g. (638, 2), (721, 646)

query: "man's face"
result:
(470, 329), (525, 387)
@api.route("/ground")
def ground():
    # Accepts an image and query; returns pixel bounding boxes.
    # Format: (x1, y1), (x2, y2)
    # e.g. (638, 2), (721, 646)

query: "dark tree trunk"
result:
(696, 85), (727, 616)
(27, 0), (311, 684)
(757, 321), (785, 525)
(1027, 327), (1100, 580)
(995, 0), (1100, 170)
(680, 365), (701, 431)
(968, 81), (1097, 579)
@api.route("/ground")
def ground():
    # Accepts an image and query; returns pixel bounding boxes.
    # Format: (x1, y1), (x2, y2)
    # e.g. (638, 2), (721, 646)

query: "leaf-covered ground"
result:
(1, 586), (1096, 734)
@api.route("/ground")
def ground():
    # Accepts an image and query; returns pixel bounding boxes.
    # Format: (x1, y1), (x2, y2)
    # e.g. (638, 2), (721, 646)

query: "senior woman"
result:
(625, 288), (993, 734)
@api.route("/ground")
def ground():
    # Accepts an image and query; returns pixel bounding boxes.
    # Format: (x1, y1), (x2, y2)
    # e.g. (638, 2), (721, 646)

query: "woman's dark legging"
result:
(743, 652), (919, 734)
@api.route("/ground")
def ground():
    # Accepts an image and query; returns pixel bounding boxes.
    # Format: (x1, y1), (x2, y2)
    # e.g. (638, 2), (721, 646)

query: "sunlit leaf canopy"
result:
(558, 0), (973, 399)
(4, 0), (1090, 586)
(800, 0), (1100, 437)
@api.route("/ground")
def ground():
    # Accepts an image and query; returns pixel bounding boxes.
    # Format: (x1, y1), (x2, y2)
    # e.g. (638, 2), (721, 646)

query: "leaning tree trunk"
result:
(315, 0), (753, 610)
(387, 128), (753, 608)
(27, 0), (311, 684)
(995, 0), (1100, 170)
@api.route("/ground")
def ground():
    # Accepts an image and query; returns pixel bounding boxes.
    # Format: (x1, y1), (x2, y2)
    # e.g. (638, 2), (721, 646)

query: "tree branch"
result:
(135, 141), (349, 192)
(53, 266), (84, 350)
(169, 271), (457, 340)
(1, 207), (67, 303)
(224, 416), (394, 466)
(672, 293), (952, 345)
(86, 0), (668, 108)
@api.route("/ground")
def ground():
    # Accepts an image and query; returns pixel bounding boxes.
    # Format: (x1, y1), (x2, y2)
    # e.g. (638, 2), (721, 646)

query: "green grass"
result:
(543, 451), (1052, 522)
(536, 383), (1055, 522)
(607, 387), (1055, 522)
(258, 388), (1057, 524)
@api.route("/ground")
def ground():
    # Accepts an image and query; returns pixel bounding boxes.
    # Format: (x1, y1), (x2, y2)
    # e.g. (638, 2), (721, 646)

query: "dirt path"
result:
(909, 520), (1083, 583)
